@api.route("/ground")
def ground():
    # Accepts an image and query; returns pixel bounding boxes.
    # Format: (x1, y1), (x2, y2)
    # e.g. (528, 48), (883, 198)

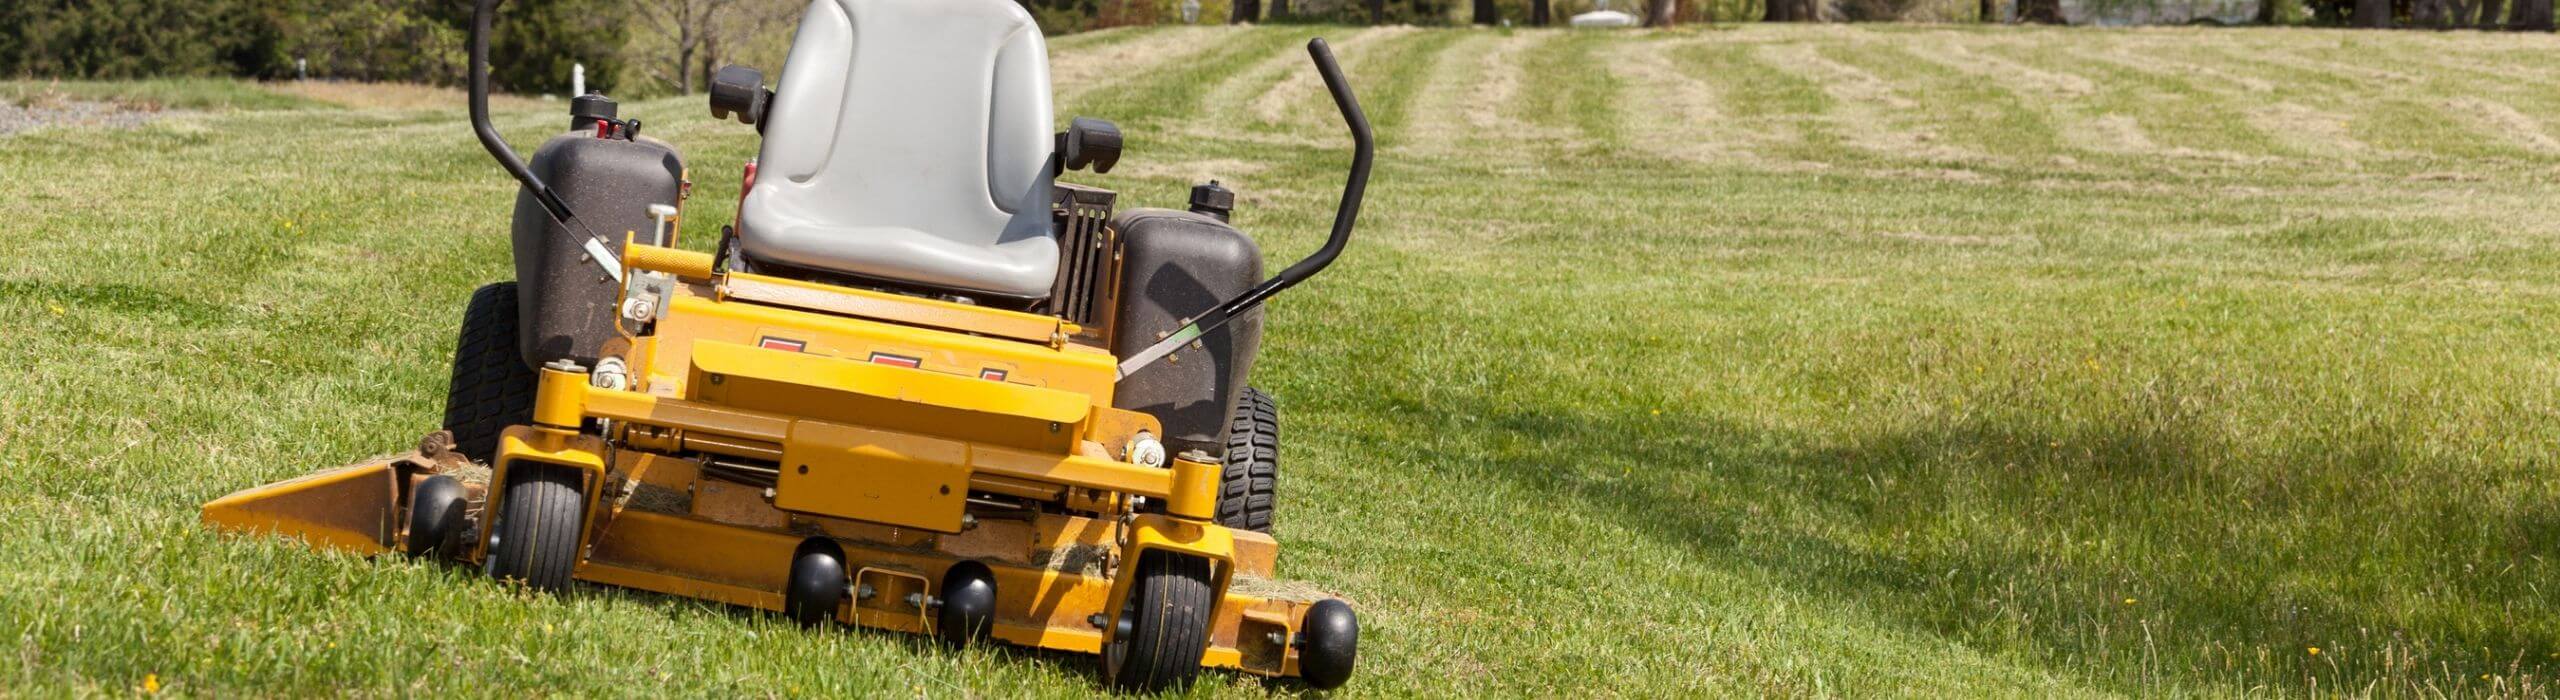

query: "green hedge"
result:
(0, 0), (621, 95)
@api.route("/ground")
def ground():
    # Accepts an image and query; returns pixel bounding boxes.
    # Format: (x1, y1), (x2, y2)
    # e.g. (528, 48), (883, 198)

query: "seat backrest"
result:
(739, 0), (1059, 298)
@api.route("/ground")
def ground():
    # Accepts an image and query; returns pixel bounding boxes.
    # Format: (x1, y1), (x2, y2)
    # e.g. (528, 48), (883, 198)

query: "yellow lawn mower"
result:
(200, 0), (1368, 690)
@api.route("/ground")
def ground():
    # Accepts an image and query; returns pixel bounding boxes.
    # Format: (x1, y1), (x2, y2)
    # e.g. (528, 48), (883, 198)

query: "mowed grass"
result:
(5, 24), (2560, 696)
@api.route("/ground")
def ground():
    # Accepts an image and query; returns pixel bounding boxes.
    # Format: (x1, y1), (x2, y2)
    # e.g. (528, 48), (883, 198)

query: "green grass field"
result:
(6, 24), (2560, 696)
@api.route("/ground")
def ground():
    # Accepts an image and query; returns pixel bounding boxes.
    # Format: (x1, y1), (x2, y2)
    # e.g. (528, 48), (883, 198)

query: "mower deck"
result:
(203, 448), (1335, 678)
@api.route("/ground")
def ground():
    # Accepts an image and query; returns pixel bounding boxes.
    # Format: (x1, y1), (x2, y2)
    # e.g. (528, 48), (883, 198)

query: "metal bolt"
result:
(905, 592), (937, 609)
(762, 487), (776, 500)
(1266, 631), (1288, 646)
(1088, 613), (1108, 629)
(961, 514), (978, 530)
(855, 583), (876, 600)
(621, 297), (655, 322)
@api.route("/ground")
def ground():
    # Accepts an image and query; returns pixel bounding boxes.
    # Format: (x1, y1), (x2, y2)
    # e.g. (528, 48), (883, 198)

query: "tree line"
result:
(0, 0), (626, 93)
(2, 0), (2546, 95)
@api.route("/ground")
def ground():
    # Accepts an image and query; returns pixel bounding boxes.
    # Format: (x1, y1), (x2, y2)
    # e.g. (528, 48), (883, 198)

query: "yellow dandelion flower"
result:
(1650, 409), (1661, 416)
(2307, 647), (2321, 656)
(143, 674), (160, 694)
(2123, 598), (2136, 605)
(47, 303), (65, 316)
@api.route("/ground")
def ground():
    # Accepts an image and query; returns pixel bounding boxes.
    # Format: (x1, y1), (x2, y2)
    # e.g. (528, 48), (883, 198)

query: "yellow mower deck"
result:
(202, 454), (1331, 678)
(202, 242), (1344, 682)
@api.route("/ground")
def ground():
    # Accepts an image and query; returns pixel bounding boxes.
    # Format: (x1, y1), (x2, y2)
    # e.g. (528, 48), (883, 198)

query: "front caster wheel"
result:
(484, 463), (584, 592)
(1297, 598), (1359, 690)
(1103, 551), (1214, 691)
(784, 538), (847, 627)
(404, 475), (469, 561)
(937, 561), (997, 645)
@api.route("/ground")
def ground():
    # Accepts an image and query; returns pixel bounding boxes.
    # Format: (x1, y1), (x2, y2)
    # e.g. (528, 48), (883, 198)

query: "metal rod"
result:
(469, 0), (617, 279)
(1117, 37), (1372, 379)
(469, 0), (570, 223)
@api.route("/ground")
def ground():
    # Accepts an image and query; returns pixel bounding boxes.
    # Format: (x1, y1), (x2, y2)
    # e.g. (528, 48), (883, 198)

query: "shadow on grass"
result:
(1437, 393), (2560, 694)
(0, 278), (241, 328)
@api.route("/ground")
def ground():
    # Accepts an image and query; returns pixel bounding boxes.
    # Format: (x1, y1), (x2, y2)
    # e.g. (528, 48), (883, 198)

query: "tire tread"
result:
(1216, 387), (1279, 533)
(442, 282), (536, 464)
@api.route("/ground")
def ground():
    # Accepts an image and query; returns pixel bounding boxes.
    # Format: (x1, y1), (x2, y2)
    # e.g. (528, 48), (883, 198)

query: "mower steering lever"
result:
(468, 0), (621, 281)
(1117, 38), (1372, 379)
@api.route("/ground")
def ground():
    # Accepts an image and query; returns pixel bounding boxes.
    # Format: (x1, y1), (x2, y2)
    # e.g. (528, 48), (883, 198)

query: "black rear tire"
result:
(1217, 387), (1278, 533)
(442, 282), (536, 464)
(1104, 551), (1215, 691)
(485, 463), (584, 592)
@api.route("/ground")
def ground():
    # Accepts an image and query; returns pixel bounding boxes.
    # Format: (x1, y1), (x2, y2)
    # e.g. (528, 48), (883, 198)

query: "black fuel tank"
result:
(1108, 209), (1263, 456)
(508, 127), (683, 368)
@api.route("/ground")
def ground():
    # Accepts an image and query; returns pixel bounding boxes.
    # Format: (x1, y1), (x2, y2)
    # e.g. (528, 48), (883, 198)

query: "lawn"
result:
(6, 23), (2560, 696)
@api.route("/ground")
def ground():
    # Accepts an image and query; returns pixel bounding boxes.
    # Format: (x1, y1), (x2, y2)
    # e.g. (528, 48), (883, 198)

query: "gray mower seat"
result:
(739, 0), (1058, 299)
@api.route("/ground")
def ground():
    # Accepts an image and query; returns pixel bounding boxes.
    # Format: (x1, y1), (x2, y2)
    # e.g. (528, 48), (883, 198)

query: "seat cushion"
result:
(739, 0), (1059, 299)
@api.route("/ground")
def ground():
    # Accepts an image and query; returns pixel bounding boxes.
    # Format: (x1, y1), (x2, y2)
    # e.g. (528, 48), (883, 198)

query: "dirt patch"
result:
(2089, 114), (2157, 153)
(1466, 33), (1565, 137)
(1759, 42), (1912, 109)
(1902, 38), (2094, 98)
(1050, 27), (1234, 105)
(1109, 158), (1268, 190)
(2448, 96), (2560, 155)
(0, 99), (162, 137)
(1873, 229), (2005, 246)
(267, 81), (539, 111)
(1755, 42), (1979, 163)
(1607, 36), (1744, 163)
(1399, 32), (1496, 156)
(2074, 38), (2273, 95)
(2247, 101), (2370, 156)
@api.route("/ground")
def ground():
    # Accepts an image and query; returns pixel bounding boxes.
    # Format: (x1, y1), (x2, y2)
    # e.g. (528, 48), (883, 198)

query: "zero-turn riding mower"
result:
(199, 0), (1368, 689)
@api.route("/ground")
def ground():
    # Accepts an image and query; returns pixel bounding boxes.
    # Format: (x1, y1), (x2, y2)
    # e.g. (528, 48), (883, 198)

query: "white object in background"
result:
(1182, 0), (1200, 23)
(1570, 10), (1638, 26)
(573, 63), (586, 96)
(295, 58), (307, 80)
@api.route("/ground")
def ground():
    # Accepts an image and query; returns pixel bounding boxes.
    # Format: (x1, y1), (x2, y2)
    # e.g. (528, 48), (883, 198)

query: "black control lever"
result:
(468, 0), (622, 279)
(1118, 37), (1371, 379)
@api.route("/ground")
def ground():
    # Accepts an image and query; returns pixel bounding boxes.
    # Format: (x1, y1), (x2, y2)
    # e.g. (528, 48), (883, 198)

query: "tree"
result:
(633, 0), (787, 96)
(2253, 0), (2277, 23)
(1644, 0), (1679, 24)
(2017, 0), (2063, 22)
(2478, 0), (2508, 26)
(0, 0), (288, 79)
(280, 0), (462, 83)
(1531, 0), (1552, 24)
(1474, 0), (1500, 23)
(635, 0), (730, 95)
(1271, 0), (1293, 19)
(2514, 0), (2555, 28)
(2412, 0), (2447, 24)
(1233, 0), (1262, 22)
(1766, 0), (1820, 21)
(2352, 0), (2389, 25)
(484, 0), (624, 95)
(1984, 0), (2002, 21)
(1367, 0), (1387, 23)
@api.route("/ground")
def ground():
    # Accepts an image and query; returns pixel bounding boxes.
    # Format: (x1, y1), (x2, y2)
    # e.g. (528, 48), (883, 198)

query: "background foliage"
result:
(0, 0), (623, 94)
